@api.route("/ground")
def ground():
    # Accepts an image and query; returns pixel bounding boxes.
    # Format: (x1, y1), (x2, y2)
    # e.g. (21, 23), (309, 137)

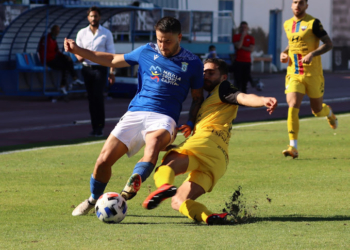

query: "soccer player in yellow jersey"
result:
(281, 0), (337, 159)
(142, 58), (278, 225)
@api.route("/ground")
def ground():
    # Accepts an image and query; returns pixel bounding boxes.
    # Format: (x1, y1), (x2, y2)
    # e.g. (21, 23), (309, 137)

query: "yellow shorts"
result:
(166, 134), (228, 192)
(285, 74), (325, 98)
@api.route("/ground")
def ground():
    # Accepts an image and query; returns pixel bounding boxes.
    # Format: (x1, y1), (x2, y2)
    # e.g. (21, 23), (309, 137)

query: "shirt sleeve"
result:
(190, 60), (204, 89)
(218, 80), (241, 104)
(105, 30), (115, 54)
(76, 29), (83, 47)
(123, 45), (147, 66)
(312, 19), (328, 38)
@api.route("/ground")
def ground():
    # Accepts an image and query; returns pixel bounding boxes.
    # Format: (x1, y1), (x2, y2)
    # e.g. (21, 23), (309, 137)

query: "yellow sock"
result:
(153, 165), (175, 188)
(313, 103), (330, 117)
(287, 107), (299, 140)
(179, 199), (213, 223)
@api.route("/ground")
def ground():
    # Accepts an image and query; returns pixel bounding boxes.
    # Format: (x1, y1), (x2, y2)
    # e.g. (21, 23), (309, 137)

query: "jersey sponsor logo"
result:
(181, 62), (188, 72)
(150, 66), (162, 82)
(149, 65), (181, 86)
(154, 54), (159, 60)
(292, 36), (300, 42)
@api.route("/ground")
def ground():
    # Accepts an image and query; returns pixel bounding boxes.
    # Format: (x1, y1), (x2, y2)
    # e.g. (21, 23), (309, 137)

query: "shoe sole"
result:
(143, 185), (177, 210)
(282, 151), (298, 159)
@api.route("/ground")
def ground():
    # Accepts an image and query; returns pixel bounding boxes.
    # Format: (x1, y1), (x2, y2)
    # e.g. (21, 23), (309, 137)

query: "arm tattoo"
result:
(311, 35), (333, 57)
(188, 88), (204, 124)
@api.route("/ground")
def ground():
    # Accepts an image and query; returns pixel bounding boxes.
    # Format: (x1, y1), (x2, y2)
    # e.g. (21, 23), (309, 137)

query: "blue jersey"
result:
(124, 43), (203, 124)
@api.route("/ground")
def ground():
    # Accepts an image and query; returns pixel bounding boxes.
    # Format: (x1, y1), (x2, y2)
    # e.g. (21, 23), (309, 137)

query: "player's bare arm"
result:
(237, 93), (278, 114)
(179, 88), (204, 138)
(64, 38), (130, 68)
(302, 35), (333, 64)
(280, 45), (289, 63)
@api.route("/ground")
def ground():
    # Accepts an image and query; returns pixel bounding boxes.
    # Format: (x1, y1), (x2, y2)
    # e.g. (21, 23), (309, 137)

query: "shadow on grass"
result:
(256, 215), (350, 222)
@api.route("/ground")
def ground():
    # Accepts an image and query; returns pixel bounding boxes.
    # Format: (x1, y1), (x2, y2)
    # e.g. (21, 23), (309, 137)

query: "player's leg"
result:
(142, 151), (189, 209)
(72, 135), (128, 216)
(310, 97), (338, 130)
(121, 129), (171, 200)
(283, 91), (304, 158)
(283, 75), (306, 158)
(173, 180), (232, 225)
(122, 113), (176, 200)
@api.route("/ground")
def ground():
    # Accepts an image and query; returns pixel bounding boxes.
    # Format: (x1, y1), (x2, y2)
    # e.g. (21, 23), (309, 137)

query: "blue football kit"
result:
(124, 42), (204, 124)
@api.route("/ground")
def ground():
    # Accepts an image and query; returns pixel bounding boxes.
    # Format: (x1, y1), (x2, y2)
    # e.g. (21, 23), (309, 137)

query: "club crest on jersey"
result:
(150, 66), (162, 82)
(181, 62), (188, 72)
(301, 26), (307, 31)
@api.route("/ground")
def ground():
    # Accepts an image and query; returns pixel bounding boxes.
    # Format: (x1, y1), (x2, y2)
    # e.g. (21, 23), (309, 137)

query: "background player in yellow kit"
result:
(280, 0), (337, 159)
(142, 58), (278, 225)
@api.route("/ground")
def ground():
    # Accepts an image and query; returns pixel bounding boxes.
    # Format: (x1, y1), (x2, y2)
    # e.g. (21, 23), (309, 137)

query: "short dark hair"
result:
(51, 24), (59, 33)
(209, 45), (216, 50)
(87, 6), (101, 16)
(204, 58), (228, 75)
(154, 16), (181, 34)
(240, 21), (248, 26)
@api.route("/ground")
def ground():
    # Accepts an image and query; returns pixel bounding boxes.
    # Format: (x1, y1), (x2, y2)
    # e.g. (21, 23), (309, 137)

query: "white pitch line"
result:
(1, 113), (349, 156)
(2, 97), (349, 134)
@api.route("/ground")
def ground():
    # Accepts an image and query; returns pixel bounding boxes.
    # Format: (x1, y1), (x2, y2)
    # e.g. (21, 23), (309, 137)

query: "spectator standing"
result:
(38, 24), (84, 95)
(232, 21), (254, 93)
(75, 6), (115, 137)
(207, 45), (218, 59)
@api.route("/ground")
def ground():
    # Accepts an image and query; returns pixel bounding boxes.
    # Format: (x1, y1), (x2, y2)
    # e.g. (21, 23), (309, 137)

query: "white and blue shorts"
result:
(111, 111), (177, 157)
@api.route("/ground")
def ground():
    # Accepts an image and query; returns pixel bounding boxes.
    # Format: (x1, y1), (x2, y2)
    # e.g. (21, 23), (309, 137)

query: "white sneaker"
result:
(72, 199), (95, 216)
(60, 86), (68, 95)
(72, 79), (84, 85)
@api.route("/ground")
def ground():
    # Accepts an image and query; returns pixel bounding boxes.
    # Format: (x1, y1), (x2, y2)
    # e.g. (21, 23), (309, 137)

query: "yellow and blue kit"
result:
(165, 80), (240, 192)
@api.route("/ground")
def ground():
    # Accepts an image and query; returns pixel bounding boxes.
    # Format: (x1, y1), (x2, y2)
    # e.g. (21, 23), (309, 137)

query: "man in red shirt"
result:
(232, 21), (255, 93)
(38, 25), (83, 94)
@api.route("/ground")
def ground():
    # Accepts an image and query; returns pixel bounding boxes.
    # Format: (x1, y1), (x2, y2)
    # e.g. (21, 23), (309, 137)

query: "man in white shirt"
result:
(75, 6), (115, 137)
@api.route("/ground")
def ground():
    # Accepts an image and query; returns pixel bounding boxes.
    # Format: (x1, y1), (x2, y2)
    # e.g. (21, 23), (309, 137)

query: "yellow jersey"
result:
(284, 14), (328, 76)
(194, 80), (239, 151)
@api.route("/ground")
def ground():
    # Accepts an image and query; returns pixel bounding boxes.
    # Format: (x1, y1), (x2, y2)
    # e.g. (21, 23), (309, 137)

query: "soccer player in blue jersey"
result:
(64, 17), (204, 216)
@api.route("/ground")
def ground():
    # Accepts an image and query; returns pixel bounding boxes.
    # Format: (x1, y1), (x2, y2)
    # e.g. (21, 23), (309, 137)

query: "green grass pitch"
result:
(0, 114), (349, 249)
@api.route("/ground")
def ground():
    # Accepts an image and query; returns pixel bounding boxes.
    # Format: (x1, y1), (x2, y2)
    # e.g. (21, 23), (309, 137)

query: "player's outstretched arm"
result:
(237, 93), (278, 115)
(64, 38), (130, 68)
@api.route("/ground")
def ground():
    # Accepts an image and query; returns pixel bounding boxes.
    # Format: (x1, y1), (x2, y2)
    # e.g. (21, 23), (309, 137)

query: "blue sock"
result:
(90, 174), (107, 200)
(132, 162), (155, 182)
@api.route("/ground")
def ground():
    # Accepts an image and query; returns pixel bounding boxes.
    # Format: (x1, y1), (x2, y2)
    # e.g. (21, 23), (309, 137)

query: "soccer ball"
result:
(95, 192), (128, 224)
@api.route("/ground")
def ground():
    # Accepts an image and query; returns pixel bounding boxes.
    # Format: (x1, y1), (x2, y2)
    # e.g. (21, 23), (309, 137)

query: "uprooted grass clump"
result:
(222, 186), (258, 224)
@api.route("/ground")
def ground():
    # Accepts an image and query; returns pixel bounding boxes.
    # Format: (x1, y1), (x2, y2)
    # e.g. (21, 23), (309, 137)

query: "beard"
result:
(204, 79), (220, 92)
(90, 21), (99, 27)
(161, 42), (180, 58)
